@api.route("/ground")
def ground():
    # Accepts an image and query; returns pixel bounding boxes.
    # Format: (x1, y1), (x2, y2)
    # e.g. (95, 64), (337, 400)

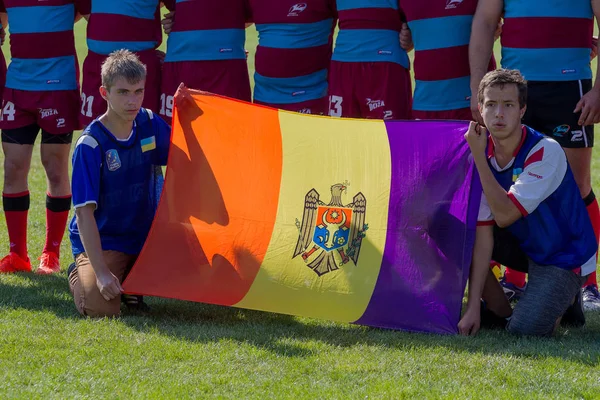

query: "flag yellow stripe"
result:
(235, 111), (392, 322)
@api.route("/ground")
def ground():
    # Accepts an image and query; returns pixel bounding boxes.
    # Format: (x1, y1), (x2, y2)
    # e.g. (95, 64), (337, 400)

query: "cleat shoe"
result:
(561, 289), (586, 327)
(36, 251), (60, 275)
(121, 294), (150, 313)
(582, 285), (600, 312)
(0, 252), (32, 273)
(500, 277), (526, 302)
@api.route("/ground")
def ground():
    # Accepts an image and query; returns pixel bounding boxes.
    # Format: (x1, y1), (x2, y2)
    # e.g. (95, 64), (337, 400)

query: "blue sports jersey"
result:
(481, 127), (596, 272)
(69, 109), (171, 256)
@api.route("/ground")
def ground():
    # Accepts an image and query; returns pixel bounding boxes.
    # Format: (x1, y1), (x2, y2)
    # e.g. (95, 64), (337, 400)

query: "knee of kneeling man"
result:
(82, 302), (121, 318)
(507, 318), (554, 337)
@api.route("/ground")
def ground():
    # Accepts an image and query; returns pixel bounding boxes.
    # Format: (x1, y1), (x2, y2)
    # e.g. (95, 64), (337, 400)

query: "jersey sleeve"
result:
(74, 0), (91, 16)
(71, 135), (102, 209)
(152, 112), (171, 166)
(477, 192), (495, 226)
(508, 139), (567, 216)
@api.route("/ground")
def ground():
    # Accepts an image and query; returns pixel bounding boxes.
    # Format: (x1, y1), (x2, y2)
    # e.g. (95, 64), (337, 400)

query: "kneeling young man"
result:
(459, 69), (597, 336)
(68, 50), (171, 318)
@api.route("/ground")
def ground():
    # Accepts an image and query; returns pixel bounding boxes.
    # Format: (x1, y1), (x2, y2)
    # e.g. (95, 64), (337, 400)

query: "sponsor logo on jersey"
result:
(527, 171), (543, 180)
(219, 48), (233, 53)
(288, 3), (307, 16)
(378, 50), (393, 55)
(446, 0), (463, 9)
(561, 69), (577, 75)
(39, 108), (58, 119)
(292, 90), (307, 97)
(366, 99), (385, 112)
(46, 80), (61, 84)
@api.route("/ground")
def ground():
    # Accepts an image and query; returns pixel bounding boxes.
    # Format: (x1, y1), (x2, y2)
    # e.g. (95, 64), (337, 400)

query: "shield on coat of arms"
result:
(293, 183), (368, 277)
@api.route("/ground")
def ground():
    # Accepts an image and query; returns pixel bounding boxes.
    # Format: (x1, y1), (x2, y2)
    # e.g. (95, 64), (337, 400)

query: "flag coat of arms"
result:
(123, 89), (482, 334)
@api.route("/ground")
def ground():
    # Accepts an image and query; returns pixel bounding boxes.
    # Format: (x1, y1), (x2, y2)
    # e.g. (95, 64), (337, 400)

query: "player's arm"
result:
(75, 206), (123, 301)
(399, 23), (413, 52)
(458, 224), (494, 336)
(574, 0), (600, 126)
(465, 121), (522, 228)
(74, 0), (90, 21)
(469, 0), (503, 123)
(72, 137), (122, 301)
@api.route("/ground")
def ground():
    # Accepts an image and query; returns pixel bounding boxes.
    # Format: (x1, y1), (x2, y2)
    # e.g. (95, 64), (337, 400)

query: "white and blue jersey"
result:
(69, 109), (171, 256)
(478, 126), (597, 274)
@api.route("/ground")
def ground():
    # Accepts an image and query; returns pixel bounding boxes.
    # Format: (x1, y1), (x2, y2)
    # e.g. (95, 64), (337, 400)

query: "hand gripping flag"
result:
(123, 88), (482, 334)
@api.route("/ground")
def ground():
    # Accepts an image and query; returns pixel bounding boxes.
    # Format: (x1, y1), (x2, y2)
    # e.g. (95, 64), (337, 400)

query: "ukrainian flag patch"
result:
(141, 136), (156, 152)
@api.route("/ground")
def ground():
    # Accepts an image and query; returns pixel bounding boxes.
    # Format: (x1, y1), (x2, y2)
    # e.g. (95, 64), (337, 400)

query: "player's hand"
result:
(458, 307), (481, 336)
(399, 23), (413, 52)
(96, 270), (123, 301)
(574, 86), (600, 126)
(155, 50), (166, 65)
(493, 20), (503, 41)
(470, 96), (484, 125)
(591, 36), (598, 61)
(162, 11), (175, 35)
(465, 120), (488, 154)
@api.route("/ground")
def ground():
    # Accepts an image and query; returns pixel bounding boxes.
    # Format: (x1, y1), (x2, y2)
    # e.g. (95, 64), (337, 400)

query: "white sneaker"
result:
(582, 285), (600, 311)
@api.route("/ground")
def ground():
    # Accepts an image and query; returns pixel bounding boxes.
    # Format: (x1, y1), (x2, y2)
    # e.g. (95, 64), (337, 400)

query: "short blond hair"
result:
(101, 49), (147, 91)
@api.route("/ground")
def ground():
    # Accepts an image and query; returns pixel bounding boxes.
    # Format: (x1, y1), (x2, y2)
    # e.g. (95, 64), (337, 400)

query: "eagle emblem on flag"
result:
(293, 183), (368, 276)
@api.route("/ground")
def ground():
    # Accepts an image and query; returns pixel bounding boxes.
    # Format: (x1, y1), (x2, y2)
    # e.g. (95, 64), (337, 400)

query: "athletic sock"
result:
(43, 193), (71, 257)
(2, 191), (30, 259)
(583, 190), (599, 289)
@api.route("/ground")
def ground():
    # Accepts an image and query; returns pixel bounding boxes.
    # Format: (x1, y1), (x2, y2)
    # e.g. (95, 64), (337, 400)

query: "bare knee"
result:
(41, 151), (70, 190)
(3, 155), (30, 191)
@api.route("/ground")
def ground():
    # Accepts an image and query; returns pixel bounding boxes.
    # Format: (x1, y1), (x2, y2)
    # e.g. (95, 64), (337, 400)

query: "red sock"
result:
(3, 191), (30, 259)
(504, 267), (526, 288)
(584, 194), (599, 288)
(43, 194), (72, 257)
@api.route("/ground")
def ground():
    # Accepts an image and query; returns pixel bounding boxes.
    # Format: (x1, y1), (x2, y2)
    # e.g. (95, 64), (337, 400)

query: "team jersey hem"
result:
(73, 200), (98, 210)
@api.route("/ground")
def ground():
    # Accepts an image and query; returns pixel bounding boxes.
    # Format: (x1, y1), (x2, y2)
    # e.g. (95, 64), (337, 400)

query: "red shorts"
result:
(328, 61), (412, 120)
(161, 59), (251, 124)
(412, 108), (473, 121)
(254, 96), (328, 115)
(80, 49), (162, 127)
(0, 88), (80, 134)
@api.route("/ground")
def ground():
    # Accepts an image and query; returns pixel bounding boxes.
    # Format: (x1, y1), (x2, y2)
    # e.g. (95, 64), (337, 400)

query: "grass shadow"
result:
(1, 271), (599, 365)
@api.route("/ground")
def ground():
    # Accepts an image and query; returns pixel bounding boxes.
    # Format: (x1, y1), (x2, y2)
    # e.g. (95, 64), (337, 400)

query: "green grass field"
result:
(0, 14), (599, 399)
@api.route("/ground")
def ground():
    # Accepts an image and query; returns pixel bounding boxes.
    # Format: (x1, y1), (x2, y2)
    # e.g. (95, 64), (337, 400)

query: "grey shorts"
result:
(507, 260), (585, 336)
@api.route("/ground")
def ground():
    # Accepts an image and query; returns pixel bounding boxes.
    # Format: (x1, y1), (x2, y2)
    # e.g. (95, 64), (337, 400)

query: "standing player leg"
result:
(527, 80), (599, 310)
(38, 134), (72, 274)
(0, 89), (38, 273)
(0, 126), (37, 273)
(36, 90), (78, 274)
(564, 146), (600, 310)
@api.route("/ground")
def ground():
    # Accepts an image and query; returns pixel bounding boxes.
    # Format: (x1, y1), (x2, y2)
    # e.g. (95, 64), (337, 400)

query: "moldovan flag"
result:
(123, 88), (482, 334)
